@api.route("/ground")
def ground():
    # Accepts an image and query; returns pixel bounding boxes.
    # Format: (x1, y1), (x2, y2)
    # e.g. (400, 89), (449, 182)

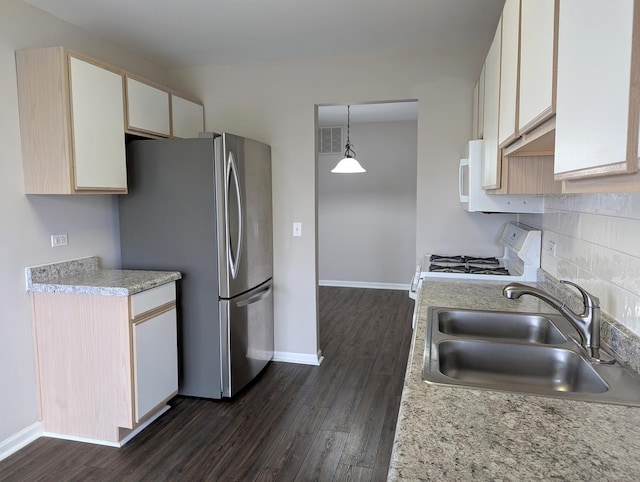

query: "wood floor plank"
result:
(254, 404), (330, 481)
(333, 463), (374, 481)
(293, 429), (348, 482)
(339, 373), (392, 468)
(320, 356), (373, 433)
(0, 287), (414, 482)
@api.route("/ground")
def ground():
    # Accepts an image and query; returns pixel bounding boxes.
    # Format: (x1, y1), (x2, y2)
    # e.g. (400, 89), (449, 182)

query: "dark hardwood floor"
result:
(0, 287), (413, 481)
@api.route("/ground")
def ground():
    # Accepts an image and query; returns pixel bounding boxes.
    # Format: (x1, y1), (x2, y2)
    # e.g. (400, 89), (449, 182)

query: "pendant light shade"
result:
(331, 157), (366, 173)
(331, 105), (366, 173)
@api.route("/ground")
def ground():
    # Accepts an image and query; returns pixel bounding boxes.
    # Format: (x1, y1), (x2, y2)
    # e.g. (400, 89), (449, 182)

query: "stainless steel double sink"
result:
(422, 307), (640, 406)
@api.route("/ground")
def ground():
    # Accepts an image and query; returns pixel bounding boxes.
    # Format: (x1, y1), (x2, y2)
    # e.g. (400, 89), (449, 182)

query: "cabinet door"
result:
(498, 0), (520, 147)
(171, 95), (204, 138)
(126, 76), (170, 137)
(482, 17), (502, 189)
(519, 0), (557, 134)
(477, 65), (485, 139)
(555, 0), (639, 178)
(472, 80), (479, 140)
(69, 55), (127, 191)
(133, 308), (178, 422)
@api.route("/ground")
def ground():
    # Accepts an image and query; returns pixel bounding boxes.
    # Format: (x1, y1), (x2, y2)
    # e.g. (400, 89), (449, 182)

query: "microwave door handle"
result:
(459, 158), (469, 203)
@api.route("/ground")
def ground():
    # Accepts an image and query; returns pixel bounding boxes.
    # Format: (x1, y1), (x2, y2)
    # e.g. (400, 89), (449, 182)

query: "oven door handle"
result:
(459, 158), (469, 203)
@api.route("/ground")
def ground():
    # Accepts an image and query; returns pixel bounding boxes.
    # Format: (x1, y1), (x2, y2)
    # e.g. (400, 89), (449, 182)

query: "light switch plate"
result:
(293, 222), (302, 237)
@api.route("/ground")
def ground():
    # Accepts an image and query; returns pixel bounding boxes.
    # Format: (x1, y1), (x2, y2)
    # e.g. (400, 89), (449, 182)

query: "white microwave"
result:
(459, 140), (544, 213)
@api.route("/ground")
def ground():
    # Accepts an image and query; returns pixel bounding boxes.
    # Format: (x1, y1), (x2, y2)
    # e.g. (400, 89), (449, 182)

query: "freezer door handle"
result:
(226, 151), (243, 279)
(235, 283), (273, 308)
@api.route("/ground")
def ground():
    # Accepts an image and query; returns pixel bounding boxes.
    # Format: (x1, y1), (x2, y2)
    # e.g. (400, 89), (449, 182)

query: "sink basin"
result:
(422, 307), (640, 406)
(438, 309), (566, 344)
(437, 340), (608, 394)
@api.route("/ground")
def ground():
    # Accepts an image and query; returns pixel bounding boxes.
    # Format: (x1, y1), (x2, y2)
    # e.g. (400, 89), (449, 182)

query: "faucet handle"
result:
(560, 280), (600, 308)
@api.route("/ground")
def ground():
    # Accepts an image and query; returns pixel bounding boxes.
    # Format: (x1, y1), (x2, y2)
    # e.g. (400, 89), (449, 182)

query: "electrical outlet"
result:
(51, 234), (68, 247)
(293, 222), (302, 237)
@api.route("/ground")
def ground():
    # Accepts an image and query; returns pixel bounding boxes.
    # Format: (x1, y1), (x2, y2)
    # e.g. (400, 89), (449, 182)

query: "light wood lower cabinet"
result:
(31, 282), (178, 446)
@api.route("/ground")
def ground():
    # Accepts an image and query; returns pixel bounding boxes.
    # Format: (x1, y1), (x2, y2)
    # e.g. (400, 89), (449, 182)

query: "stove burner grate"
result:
(429, 264), (468, 273)
(467, 266), (510, 275)
(428, 254), (512, 276)
(430, 255), (466, 263)
(464, 256), (500, 265)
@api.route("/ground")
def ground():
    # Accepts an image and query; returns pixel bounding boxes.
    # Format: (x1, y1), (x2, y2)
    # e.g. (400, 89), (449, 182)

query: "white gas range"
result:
(409, 222), (542, 327)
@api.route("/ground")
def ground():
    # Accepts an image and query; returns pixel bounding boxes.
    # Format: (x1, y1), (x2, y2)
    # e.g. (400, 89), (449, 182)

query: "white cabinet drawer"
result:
(131, 282), (176, 318)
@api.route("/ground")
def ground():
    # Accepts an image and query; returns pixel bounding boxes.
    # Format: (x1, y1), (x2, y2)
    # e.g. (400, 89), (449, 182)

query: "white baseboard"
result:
(319, 280), (410, 290)
(0, 422), (41, 462)
(273, 349), (323, 366)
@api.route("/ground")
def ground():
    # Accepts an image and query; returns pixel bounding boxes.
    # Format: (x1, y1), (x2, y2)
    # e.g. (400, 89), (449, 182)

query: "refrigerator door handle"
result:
(235, 283), (273, 308)
(226, 152), (243, 279)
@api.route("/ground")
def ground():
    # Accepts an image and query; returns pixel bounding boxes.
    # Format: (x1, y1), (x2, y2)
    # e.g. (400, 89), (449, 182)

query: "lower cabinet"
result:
(31, 282), (178, 446)
(132, 302), (178, 422)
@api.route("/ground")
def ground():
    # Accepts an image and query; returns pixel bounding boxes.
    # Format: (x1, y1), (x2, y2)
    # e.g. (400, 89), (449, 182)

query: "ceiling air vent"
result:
(318, 126), (343, 154)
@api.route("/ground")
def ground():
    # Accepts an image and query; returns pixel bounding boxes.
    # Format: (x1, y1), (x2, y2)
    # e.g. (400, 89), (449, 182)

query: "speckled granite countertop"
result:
(26, 256), (181, 296)
(388, 278), (640, 481)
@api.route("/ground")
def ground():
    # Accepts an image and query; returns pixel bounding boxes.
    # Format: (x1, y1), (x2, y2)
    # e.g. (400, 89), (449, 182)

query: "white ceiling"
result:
(317, 102), (418, 126)
(21, 0), (504, 69)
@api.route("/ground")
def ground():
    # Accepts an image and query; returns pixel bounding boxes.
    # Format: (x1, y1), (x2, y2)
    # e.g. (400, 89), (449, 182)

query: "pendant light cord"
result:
(345, 105), (356, 159)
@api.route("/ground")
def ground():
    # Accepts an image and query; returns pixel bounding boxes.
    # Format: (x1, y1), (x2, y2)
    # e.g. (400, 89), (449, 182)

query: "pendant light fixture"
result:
(331, 105), (366, 173)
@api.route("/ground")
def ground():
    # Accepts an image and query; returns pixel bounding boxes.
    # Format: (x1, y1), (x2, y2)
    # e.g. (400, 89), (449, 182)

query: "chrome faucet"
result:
(503, 281), (612, 363)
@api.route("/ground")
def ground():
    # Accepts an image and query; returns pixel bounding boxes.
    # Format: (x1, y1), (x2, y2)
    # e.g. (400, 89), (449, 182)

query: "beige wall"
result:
(318, 120), (417, 286)
(0, 0), (168, 446)
(169, 47), (518, 362)
(521, 194), (640, 336)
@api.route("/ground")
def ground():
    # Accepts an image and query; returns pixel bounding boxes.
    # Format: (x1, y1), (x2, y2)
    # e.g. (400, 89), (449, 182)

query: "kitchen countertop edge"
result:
(26, 257), (182, 296)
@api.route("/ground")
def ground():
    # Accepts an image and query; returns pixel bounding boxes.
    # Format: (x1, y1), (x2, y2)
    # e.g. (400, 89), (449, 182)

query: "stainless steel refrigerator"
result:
(118, 133), (273, 399)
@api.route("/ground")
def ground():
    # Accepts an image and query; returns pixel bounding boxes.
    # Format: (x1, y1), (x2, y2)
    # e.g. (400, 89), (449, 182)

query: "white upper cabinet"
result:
(126, 76), (171, 138)
(498, 0), (520, 148)
(473, 66), (485, 140)
(555, 0), (638, 179)
(16, 47), (127, 194)
(16, 46), (204, 194)
(477, 65), (485, 139)
(171, 95), (204, 138)
(518, 0), (557, 134)
(70, 56), (127, 191)
(482, 16), (502, 189)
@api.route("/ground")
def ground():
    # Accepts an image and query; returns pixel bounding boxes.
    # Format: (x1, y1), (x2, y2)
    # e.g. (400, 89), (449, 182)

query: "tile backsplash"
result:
(520, 193), (640, 336)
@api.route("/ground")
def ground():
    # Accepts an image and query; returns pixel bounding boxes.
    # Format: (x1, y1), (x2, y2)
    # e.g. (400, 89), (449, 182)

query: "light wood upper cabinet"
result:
(16, 46), (205, 194)
(498, 0), (520, 148)
(171, 94), (205, 138)
(518, 0), (558, 134)
(17, 47), (127, 194)
(126, 76), (171, 138)
(555, 0), (639, 182)
(482, 16), (502, 189)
